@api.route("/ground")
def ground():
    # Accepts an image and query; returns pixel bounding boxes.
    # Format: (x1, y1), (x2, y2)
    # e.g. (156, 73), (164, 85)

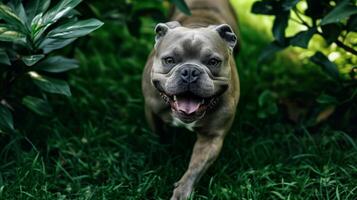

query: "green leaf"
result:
(257, 90), (278, 119)
(31, 0), (82, 42)
(39, 38), (76, 53)
(22, 96), (52, 116)
(44, 0), (82, 22)
(0, 3), (25, 30)
(87, 3), (101, 18)
(310, 51), (339, 80)
(0, 48), (10, 65)
(282, 0), (300, 10)
(0, 24), (26, 43)
(316, 93), (338, 105)
(321, 0), (357, 25)
(321, 23), (343, 44)
(0, 104), (14, 132)
(47, 18), (103, 39)
(272, 11), (290, 44)
(251, 1), (276, 15)
(257, 110), (267, 119)
(347, 14), (357, 32)
(258, 90), (276, 107)
(29, 71), (71, 96)
(25, 0), (51, 21)
(36, 56), (79, 73)
(258, 41), (286, 64)
(170, 0), (191, 16)
(267, 103), (278, 115)
(290, 28), (316, 48)
(21, 54), (45, 66)
(63, 8), (81, 18)
(7, 1), (27, 27)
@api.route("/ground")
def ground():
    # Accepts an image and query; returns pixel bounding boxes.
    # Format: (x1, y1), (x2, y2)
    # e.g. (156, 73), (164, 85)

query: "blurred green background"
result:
(0, 0), (356, 199)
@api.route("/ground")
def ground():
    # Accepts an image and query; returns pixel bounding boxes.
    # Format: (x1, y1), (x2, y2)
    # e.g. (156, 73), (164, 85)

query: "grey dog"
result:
(142, 0), (240, 199)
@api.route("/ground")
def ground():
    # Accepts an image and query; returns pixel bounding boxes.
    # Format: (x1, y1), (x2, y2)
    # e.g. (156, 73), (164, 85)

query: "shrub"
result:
(252, 0), (357, 69)
(0, 0), (103, 133)
(251, 0), (357, 126)
(80, 0), (190, 38)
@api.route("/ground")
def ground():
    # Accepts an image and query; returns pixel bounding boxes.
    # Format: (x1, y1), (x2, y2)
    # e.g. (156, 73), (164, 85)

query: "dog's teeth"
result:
(163, 96), (169, 104)
(174, 95), (177, 101)
(201, 99), (205, 104)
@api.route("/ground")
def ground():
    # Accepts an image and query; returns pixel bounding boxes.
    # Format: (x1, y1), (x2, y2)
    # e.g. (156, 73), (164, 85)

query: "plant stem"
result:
(293, 8), (310, 28)
(316, 31), (357, 56)
(334, 40), (357, 55)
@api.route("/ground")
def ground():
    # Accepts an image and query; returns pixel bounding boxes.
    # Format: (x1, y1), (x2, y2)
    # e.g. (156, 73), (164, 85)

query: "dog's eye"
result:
(207, 58), (221, 67)
(163, 57), (176, 65)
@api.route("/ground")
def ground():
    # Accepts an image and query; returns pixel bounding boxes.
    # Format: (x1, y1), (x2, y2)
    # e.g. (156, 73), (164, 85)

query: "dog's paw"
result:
(170, 182), (193, 200)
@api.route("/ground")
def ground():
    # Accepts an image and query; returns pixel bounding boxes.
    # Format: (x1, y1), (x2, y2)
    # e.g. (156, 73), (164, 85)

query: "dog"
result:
(142, 0), (240, 199)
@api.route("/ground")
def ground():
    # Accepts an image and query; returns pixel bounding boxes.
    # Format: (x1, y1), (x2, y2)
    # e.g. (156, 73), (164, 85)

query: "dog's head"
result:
(151, 21), (237, 123)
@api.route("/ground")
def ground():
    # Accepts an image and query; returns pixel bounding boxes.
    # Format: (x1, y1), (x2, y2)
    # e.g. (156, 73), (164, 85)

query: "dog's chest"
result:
(171, 117), (197, 132)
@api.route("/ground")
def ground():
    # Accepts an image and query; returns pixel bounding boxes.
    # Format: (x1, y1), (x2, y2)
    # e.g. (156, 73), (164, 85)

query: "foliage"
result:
(78, 0), (190, 38)
(251, 0), (357, 125)
(252, 0), (357, 66)
(0, 0), (356, 199)
(0, 0), (189, 134)
(171, 0), (191, 15)
(0, 0), (103, 134)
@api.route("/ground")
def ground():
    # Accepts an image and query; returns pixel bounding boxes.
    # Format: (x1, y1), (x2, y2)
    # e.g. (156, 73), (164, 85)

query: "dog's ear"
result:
(215, 24), (237, 51)
(154, 21), (181, 42)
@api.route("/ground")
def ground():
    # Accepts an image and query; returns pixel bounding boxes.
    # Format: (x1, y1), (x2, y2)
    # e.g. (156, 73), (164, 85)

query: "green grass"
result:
(0, 1), (356, 199)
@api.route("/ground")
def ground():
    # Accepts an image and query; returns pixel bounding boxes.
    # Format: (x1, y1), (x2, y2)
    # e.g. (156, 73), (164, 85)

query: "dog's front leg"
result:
(170, 133), (224, 200)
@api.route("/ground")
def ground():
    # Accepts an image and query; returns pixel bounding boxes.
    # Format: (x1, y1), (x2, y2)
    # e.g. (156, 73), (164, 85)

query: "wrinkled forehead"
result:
(156, 27), (228, 58)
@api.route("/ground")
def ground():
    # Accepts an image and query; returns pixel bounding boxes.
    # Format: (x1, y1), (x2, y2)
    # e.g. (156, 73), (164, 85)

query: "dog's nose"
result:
(180, 66), (201, 83)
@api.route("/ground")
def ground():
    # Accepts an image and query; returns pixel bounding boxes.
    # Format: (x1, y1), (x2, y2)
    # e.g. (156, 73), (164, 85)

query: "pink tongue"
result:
(175, 97), (201, 114)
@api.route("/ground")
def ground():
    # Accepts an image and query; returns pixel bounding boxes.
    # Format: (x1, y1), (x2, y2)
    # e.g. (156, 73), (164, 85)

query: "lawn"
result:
(0, 0), (356, 199)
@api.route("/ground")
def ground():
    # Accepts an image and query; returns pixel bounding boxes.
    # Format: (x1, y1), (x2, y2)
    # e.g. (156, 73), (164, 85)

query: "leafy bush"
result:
(80, 0), (190, 38)
(252, 0), (357, 69)
(251, 0), (357, 125)
(0, 0), (103, 133)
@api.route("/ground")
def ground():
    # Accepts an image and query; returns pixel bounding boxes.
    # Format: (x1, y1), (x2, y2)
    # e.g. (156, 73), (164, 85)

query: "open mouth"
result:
(160, 92), (218, 121)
